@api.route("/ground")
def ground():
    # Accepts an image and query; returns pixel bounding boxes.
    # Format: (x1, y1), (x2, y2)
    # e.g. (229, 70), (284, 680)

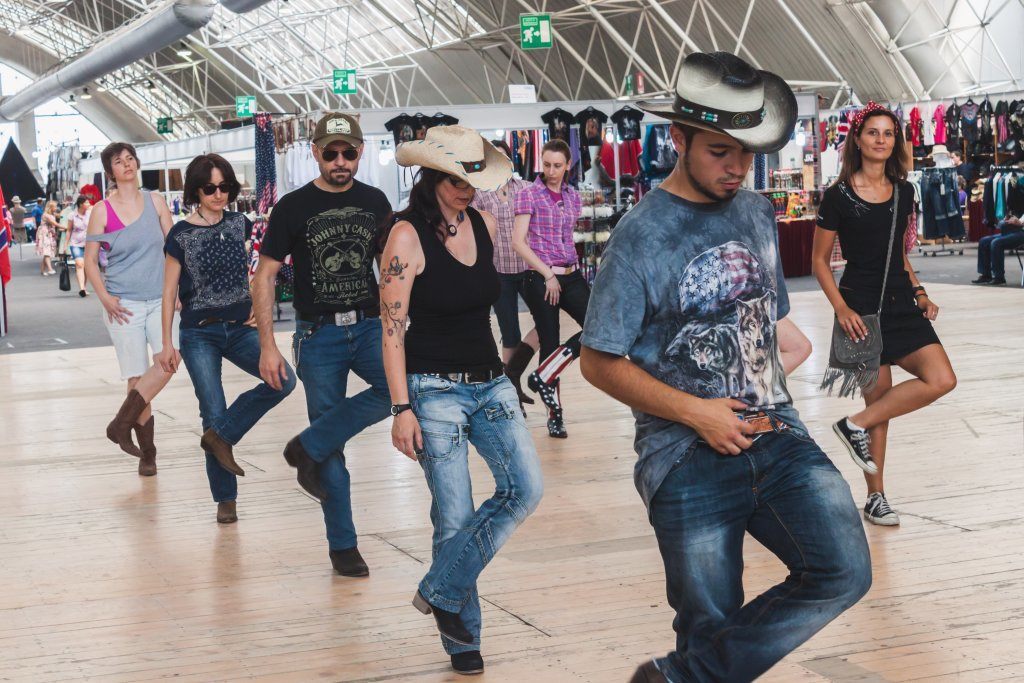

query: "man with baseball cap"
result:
(578, 52), (872, 681)
(253, 112), (393, 578)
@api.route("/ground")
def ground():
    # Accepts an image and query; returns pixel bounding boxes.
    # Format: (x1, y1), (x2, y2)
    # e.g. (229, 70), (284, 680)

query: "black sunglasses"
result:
(200, 182), (238, 196)
(446, 175), (472, 190)
(321, 147), (360, 162)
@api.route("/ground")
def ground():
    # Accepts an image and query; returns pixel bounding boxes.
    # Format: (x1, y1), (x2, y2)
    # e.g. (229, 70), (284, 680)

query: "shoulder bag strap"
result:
(876, 184), (900, 317)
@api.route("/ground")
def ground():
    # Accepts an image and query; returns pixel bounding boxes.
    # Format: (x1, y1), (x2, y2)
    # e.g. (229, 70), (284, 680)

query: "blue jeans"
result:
(409, 373), (544, 655)
(649, 431), (871, 682)
(292, 318), (391, 551)
(977, 225), (1024, 279)
(179, 323), (296, 503)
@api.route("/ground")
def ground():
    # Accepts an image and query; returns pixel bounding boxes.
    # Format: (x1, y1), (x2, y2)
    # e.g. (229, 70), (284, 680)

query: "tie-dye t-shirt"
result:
(581, 188), (806, 509)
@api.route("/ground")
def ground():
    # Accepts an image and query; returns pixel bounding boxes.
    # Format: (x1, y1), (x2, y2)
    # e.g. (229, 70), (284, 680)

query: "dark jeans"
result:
(292, 318), (391, 551)
(977, 224), (1024, 279)
(520, 269), (591, 359)
(650, 431), (871, 682)
(179, 323), (296, 503)
(494, 271), (527, 350)
(921, 170), (965, 239)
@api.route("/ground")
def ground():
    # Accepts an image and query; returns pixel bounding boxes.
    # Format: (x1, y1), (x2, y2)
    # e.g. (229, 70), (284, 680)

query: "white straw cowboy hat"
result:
(395, 125), (512, 191)
(638, 51), (797, 153)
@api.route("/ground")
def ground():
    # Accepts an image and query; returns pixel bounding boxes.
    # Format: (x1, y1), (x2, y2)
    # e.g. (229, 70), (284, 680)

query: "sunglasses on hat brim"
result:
(319, 147), (360, 162)
(445, 175), (473, 190)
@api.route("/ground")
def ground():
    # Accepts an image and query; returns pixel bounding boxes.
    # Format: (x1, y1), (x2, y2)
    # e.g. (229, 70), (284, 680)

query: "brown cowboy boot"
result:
(201, 428), (245, 476)
(504, 342), (536, 406)
(106, 389), (147, 457)
(217, 501), (238, 524)
(134, 416), (157, 476)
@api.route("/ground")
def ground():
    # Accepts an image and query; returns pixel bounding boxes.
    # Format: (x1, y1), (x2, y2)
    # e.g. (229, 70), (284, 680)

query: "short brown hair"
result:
(541, 139), (571, 163)
(100, 142), (139, 178)
(183, 154), (241, 206)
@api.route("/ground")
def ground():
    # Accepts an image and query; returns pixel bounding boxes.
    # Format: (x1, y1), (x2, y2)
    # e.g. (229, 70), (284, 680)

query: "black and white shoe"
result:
(833, 419), (877, 474)
(864, 492), (900, 526)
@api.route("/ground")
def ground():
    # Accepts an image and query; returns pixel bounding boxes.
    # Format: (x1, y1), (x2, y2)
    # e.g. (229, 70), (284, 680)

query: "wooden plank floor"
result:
(1, 282), (1022, 682)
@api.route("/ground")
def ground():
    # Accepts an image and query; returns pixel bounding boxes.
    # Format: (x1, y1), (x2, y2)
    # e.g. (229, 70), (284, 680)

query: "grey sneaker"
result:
(833, 419), (878, 474)
(864, 492), (900, 526)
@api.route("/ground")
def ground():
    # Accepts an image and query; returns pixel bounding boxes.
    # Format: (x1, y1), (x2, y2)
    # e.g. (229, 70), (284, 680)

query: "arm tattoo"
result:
(380, 256), (408, 290)
(381, 299), (407, 347)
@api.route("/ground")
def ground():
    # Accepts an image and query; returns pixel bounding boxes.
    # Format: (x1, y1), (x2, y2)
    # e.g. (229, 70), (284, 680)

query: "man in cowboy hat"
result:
(578, 51), (871, 682)
(253, 112), (393, 578)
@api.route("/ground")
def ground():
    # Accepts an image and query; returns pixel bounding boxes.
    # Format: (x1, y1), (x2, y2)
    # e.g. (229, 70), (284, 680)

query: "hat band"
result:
(673, 95), (765, 130)
(459, 159), (486, 174)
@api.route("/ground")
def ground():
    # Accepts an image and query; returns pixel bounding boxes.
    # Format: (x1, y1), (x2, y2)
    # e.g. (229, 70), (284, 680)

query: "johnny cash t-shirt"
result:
(260, 180), (392, 315)
(581, 188), (806, 509)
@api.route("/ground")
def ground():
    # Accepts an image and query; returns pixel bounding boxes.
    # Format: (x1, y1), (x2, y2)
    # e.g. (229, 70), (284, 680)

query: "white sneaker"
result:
(864, 492), (900, 526)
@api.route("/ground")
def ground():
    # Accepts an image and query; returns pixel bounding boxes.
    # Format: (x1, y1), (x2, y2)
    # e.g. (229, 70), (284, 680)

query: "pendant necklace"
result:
(445, 210), (465, 237)
(198, 210), (225, 240)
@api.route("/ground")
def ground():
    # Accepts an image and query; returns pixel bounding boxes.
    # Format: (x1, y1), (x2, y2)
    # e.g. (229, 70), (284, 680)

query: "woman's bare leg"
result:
(128, 363), (175, 423)
(850, 344), (956, 431)
(74, 258), (87, 292)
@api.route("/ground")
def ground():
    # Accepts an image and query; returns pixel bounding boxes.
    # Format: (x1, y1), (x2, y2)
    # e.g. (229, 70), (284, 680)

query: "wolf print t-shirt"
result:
(260, 180), (392, 315)
(165, 211), (254, 328)
(581, 188), (806, 509)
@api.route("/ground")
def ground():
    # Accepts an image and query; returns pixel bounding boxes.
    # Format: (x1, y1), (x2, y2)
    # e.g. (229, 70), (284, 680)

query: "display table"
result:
(777, 217), (816, 277)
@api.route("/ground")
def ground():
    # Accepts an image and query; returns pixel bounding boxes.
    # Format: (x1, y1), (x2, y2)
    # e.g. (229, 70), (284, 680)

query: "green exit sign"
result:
(520, 14), (552, 50)
(235, 95), (257, 118)
(333, 69), (357, 95)
(156, 117), (172, 134)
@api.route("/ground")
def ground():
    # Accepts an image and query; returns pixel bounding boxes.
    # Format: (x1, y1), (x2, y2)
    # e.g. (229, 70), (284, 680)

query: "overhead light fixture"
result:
(68, 94), (76, 104)
(81, 87), (92, 100)
(176, 41), (192, 58)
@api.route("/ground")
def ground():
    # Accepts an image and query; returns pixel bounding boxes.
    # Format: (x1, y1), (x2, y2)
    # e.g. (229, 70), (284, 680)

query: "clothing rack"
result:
(918, 167), (966, 256)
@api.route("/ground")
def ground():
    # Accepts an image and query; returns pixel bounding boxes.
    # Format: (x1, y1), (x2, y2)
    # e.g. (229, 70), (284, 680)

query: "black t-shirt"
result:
(385, 114), (417, 145)
(575, 106), (608, 146)
(816, 180), (914, 293)
(541, 108), (574, 143)
(429, 113), (459, 128)
(260, 180), (392, 315)
(165, 211), (254, 328)
(612, 106), (645, 141)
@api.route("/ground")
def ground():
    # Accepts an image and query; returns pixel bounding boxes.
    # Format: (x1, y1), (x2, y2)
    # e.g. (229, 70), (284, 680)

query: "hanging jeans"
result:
(921, 170), (965, 239)
(977, 223), (1024, 279)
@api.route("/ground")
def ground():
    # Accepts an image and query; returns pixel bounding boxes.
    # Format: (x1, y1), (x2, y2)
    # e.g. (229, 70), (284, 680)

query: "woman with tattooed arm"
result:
(379, 126), (544, 676)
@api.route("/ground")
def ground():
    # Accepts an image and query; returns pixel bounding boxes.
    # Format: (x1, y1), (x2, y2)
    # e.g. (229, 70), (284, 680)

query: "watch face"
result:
(390, 406), (399, 416)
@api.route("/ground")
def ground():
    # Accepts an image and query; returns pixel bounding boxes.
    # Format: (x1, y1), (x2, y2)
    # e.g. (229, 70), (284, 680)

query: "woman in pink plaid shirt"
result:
(512, 139), (588, 438)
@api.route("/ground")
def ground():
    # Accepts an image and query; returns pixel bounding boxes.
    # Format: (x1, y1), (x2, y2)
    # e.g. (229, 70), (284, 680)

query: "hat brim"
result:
(313, 134), (362, 147)
(637, 71), (798, 154)
(395, 135), (512, 192)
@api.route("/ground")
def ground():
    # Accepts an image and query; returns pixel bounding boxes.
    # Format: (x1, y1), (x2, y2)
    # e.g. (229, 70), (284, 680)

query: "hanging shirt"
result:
(960, 101), (981, 143)
(612, 106), (645, 141)
(575, 106), (608, 146)
(541, 108), (574, 144)
(384, 114), (417, 145)
(908, 107), (923, 147)
(946, 102), (961, 144)
(932, 104), (947, 145)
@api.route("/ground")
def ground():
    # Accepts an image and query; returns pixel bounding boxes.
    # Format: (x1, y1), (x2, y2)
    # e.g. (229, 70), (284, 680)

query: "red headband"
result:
(850, 101), (893, 136)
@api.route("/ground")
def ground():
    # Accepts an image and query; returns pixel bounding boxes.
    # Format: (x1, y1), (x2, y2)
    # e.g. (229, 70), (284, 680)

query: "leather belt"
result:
(196, 317), (242, 328)
(427, 368), (505, 384)
(739, 411), (790, 435)
(297, 309), (377, 326)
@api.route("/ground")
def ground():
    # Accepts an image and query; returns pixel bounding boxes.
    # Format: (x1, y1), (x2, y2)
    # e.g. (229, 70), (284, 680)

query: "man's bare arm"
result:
(252, 255), (289, 389)
(776, 317), (812, 375)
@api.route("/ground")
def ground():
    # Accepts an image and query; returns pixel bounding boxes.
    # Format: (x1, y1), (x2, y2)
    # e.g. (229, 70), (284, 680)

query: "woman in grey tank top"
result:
(83, 142), (178, 476)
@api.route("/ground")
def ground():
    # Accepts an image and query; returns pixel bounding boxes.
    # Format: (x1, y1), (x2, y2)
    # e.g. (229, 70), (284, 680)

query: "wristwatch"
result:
(390, 403), (412, 416)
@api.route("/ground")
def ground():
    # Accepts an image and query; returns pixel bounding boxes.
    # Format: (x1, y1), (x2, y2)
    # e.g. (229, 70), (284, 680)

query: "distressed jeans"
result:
(649, 430), (872, 682)
(409, 373), (544, 654)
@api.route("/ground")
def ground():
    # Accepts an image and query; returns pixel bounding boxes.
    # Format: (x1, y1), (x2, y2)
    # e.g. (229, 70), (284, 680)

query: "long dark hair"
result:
(836, 111), (908, 187)
(391, 168), (457, 244)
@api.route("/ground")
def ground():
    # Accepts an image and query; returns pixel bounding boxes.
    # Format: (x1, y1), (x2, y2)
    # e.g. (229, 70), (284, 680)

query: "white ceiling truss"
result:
(0, 0), (1022, 142)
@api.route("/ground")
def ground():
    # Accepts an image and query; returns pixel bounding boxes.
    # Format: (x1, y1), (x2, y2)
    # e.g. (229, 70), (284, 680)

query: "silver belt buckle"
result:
(444, 372), (463, 382)
(334, 311), (358, 326)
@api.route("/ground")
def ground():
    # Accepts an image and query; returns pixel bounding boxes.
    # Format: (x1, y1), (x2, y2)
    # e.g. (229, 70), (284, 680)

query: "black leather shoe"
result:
(412, 591), (474, 645)
(329, 547), (369, 577)
(972, 274), (993, 284)
(990, 276), (1007, 285)
(630, 660), (669, 682)
(283, 436), (328, 502)
(451, 651), (484, 675)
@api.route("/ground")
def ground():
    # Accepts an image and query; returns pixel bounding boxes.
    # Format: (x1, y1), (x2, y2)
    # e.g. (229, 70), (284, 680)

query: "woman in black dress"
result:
(812, 102), (957, 527)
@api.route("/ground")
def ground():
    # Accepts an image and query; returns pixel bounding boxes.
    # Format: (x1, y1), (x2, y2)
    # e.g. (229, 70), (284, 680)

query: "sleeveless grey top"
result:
(86, 192), (165, 300)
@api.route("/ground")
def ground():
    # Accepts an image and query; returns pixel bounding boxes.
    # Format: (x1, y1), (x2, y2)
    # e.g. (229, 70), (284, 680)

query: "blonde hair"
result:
(45, 200), (58, 215)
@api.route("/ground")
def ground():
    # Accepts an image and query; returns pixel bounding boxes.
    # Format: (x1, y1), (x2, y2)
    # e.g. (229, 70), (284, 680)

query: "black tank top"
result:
(405, 206), (502, 374)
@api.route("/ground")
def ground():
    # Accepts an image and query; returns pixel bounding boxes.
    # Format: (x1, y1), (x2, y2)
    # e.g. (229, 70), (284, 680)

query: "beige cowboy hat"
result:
(638, 51), (797, 153)
(395, 125), (512, 191)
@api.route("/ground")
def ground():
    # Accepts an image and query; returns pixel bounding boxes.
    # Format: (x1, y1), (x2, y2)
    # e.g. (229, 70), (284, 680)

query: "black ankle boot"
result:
(329, 547), (369, 577)
(504, 342), (536, 406)
(412, 591), (474, 645)
(283, 436), (328, 502)
(528, 373), (561, 413)
(451, 650), (484, 675)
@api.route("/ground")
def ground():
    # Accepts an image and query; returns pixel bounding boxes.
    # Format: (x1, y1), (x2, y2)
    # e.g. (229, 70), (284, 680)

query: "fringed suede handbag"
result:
(820, 184), (899, 398)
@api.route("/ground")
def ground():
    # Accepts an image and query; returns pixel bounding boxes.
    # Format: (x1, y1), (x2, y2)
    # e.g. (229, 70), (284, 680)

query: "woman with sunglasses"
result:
(155, 154), (295, 523)
(381, 126), (543, 675)
(512, 138), (587, 438)
(84, 142), (177, 476)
